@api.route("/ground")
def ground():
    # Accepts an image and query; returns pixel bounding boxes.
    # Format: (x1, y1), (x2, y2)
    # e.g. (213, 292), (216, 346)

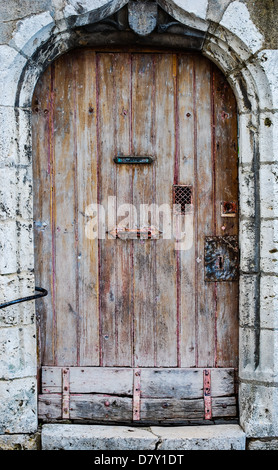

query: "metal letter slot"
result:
(204, 236), (239, 281)
(114, 156), (154, 164)
(108, 226), (162, 240)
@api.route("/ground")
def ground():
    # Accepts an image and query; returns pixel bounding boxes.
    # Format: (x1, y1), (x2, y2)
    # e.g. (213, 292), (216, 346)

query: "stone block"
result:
(240, 219), (257, 273)
(259, 111), (278, 163)
(260, 164), (278, 219)
(247, 438), (278, 450)
(239, 382), (278, 437)
(260, 275), (278, 329)
(258, 329), (278, 382)
(260, 219), (278, 274)
(9, 12), (55, 58)
(258, 50), (278, 110)
(17, 166), (33, 220)
(0, 272), (36, 327)
(206, 0), (233, 23)
(0, 324), (37, 380)
(0, 377), (37, 434)
(220, 1), (263, 56)
(0, 107), (17, 166)
(0, 166), (32, 221)
(0, 167), (17, 220)
(0, 433), (40, 450)
(239, 165), (255, 219)
(203, 34), (240, 75)
(16, 220), (34, 272)
(239, 326), (256, 378)
(41, 424), (246, 451)
(41, 424), (158, 450)
(0, 45), (27, 107)
(0, 220), (17, 274)
(238, 113), (258, 166)
(152, 424), (246, 450)
(239, 274), (258, 327)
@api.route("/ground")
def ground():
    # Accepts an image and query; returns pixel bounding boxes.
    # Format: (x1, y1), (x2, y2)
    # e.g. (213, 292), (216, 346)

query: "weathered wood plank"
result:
(140, 396), (237, 421)
(97, 53), (118, 366)
(114, 53), (133, 366)
(153, 54), (177, 367)
(38, 394), (62, 420)
(132, 53), (156, 367)
(140, 368), (235, 398)
(213, 66), (239, 368)
(53, 53), (78, 366)
(41, 367), (235, 399)
(38, 394), (236, 422)
(178, 54), (196, 367)
(70, 395), (133, 421)
(41, 367), (133, 395)
(75, 50), (99, 366)
(32, 64), (54, 366)
(38, 394), (133, 421)
(195, 56), (215, 367)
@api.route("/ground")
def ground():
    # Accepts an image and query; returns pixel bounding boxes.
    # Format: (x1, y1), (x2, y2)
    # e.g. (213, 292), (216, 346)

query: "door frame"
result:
(3, 0), (275, 437)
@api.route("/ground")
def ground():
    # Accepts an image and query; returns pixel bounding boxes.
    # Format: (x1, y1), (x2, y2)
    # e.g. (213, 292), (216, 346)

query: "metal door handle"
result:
(0, 286), (48, 309)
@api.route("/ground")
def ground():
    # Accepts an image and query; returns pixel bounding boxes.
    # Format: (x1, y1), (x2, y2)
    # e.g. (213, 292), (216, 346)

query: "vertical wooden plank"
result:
(213, 66), (239, 368)
(32, 64), (54, 365)
(178, 54), (196, 367)
(132, 53), (156, 367)
(195, 56), (215, 367)
(114, 53), (133, 366)
(97, 53), (118, 366)
(75, 50), (99, 366)
(54, 53), (78, 366)
(153, 54), (177, 367)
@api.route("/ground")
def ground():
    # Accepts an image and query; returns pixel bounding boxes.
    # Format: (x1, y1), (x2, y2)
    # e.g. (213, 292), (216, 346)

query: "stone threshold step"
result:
(41, 424), (246, 450)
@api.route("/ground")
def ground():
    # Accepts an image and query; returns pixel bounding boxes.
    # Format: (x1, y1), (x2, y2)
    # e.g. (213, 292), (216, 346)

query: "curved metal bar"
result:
(0, 286), (48, 309)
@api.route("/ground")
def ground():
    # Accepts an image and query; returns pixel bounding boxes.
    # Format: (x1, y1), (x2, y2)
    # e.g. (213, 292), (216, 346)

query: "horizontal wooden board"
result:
(41, 367), (235, 398)
(140, 368), (235, 398)
(41, 367), (133, 395)
(140, 396), (237, 421)
(39, 394), (133, 422)
(38, 394), (236, 422)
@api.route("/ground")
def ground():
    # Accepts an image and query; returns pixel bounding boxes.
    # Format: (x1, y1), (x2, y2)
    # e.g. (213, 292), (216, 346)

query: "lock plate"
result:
(204, 236), (239, 282)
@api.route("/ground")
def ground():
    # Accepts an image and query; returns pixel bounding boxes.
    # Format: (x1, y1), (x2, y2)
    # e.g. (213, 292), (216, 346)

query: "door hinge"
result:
(62, 367), (70, 419)
(133, 368), (141, 421)
(203, 369), (212, 420)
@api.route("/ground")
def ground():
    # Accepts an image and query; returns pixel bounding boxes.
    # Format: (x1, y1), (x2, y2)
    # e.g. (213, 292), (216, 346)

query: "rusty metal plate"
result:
(221, 201), (237, 218)
(204, 236), (239, 282)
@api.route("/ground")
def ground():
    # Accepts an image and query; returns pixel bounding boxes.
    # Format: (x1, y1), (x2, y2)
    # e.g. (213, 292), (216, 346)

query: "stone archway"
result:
(1, 0), (278, 446)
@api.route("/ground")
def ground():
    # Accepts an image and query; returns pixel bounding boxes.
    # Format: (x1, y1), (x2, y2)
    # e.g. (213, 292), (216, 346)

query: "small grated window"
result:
(173, 185), (193, 214)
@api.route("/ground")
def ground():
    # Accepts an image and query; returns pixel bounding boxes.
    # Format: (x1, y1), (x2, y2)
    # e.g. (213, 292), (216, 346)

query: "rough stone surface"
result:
(247, 438), (278, 451)
(42, 424), (158, 450)
(151, 425), (246, 450)
(0, 433), (40, 450)
(220, 1), (264, 54)
(41, 424), (246, 450)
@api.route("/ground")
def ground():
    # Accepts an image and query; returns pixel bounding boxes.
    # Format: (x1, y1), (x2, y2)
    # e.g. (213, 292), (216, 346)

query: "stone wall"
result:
(0, 0), (278, 450)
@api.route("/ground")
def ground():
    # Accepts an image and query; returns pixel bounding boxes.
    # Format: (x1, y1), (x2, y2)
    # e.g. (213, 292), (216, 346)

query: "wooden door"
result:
(33, 49), (239, 424)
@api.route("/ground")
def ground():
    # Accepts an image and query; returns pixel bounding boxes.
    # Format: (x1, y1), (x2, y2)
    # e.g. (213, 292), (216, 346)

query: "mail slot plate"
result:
(204, 236), (239, 282)
(114, 156), (154, 164)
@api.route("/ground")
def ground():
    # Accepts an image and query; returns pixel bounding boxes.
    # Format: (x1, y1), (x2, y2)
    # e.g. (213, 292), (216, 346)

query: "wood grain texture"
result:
(33, 49), (239, 424)
(39, 366), (237, 422)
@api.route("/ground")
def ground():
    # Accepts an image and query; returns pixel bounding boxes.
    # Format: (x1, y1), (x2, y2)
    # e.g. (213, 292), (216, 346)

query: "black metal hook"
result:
(0, 286), (48, 309)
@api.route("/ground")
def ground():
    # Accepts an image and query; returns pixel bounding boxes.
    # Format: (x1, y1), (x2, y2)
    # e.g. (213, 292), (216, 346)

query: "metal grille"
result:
(173, 185), (193, 214)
